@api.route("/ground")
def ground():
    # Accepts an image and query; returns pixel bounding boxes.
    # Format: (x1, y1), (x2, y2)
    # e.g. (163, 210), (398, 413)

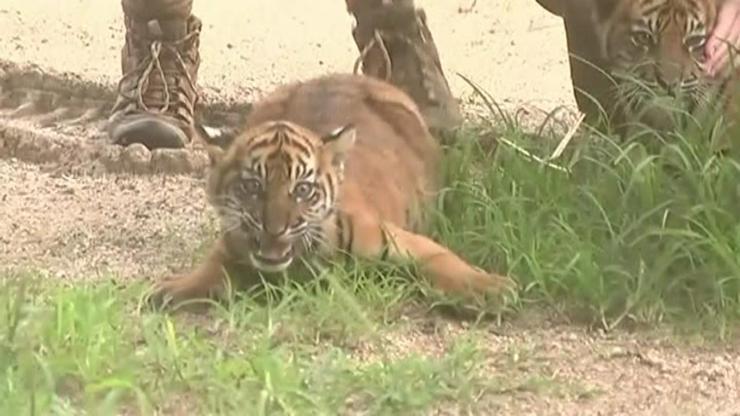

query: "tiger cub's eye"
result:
(630, 31), (653, 46)
(685, 34), (708, 62)
(684, 34), (707, 50)
(293, 181), (315, 200)
(241, 178), (262, 195)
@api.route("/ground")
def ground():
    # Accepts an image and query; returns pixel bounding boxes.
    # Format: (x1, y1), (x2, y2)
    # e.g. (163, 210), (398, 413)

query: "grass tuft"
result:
(433, 84), (740, 330)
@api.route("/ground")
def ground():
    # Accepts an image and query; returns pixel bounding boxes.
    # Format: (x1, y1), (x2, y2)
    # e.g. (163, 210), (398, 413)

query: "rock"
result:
(151, 148), (191, 174)
(151, 148), (210, 175)
(120, 143), (151, 174)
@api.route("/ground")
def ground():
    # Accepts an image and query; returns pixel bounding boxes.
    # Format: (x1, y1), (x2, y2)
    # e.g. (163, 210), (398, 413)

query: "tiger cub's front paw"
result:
(145, 273), (208, 310)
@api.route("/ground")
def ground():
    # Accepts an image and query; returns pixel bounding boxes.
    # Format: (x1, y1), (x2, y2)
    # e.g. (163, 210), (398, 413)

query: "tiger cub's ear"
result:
(195, 123), (242, 167)
(321, 124), (356, 167)
(196, 123), (241, 148)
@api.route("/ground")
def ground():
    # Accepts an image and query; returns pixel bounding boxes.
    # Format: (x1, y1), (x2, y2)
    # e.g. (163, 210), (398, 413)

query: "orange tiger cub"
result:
(149, 73), (514, 306)
(587, 0), (740, 140)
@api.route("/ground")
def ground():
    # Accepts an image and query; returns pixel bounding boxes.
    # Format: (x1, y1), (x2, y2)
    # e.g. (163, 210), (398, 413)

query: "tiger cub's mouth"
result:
(249, 251), (294, 273)
(244, 233), (296, 273)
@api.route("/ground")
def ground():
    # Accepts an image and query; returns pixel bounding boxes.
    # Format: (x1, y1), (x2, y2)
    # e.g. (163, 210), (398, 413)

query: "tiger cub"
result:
(588, 0), (740, 144)
(150, 73), (514, 306)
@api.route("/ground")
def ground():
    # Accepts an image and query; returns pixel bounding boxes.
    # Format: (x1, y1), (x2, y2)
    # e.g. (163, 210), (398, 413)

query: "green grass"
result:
(4, 86), (740, 413)
(432, 103), (740, 331)
(1, 272), (576, 415)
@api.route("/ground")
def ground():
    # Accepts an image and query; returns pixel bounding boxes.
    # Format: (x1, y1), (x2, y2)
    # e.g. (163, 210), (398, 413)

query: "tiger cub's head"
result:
(591, 0), (720, 129)
(202, 121), (356, 273)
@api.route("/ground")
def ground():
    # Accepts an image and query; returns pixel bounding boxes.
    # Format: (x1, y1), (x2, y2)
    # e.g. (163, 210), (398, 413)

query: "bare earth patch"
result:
(1, 1), (739, 415)
(370, 317), (740, 415)
(0, 159), (214, 281)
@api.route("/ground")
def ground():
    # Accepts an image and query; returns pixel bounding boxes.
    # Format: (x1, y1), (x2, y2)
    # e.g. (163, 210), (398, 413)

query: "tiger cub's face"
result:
(206, 121), (355, 273)
(592, 0), (719, 129)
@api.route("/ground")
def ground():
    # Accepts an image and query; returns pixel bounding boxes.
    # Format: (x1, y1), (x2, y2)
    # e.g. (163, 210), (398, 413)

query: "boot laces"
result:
(352, 12), (429, 81)
(117, 29), (199, 116)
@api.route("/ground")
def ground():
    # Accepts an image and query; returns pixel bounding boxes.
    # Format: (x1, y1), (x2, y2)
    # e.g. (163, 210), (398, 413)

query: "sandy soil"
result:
(0, 0), (575, 111)
(0, 1), (738, 415)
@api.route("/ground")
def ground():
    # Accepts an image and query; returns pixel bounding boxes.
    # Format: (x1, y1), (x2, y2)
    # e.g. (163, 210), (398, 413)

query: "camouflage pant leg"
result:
(561, 0), (614, 122)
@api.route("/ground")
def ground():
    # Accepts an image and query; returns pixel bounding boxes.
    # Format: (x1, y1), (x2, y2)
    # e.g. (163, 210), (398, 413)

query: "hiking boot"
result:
(347, 0), (462, 132)
(107, 15), (202, 149)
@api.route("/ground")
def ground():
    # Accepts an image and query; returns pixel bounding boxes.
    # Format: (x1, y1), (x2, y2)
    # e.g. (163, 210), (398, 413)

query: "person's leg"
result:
(345, 0), (462, 133)
(107, 0), (202, 149)
(542, 0), (616, 124)
(535, 0), (563, 18)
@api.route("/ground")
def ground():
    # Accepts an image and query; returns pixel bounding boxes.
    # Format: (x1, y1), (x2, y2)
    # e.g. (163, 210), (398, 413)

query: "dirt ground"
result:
(0, 1), (739, 415)
(0, 0), (575, 111)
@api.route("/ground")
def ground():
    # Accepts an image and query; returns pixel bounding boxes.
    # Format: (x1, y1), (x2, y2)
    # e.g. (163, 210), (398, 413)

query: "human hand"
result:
(704, 0), (740, 77)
